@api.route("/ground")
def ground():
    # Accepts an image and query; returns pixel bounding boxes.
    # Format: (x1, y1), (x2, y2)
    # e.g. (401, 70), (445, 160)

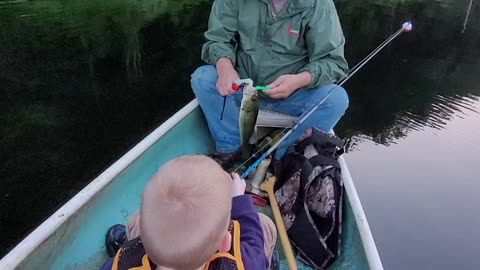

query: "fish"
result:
(239, 84), (259, 159)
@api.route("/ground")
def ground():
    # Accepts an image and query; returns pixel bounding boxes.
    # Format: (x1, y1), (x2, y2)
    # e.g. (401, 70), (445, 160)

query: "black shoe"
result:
(208, 151), (241, 170)
(105, 224), (127, 257)
(270, 250), (280, 270)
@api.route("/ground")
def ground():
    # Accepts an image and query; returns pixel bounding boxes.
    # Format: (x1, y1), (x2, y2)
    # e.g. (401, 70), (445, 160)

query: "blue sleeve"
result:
(231, 195), (269, 270)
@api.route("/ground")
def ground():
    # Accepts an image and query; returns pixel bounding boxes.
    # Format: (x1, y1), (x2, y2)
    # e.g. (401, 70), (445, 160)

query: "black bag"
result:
(273, 127), (344, 269)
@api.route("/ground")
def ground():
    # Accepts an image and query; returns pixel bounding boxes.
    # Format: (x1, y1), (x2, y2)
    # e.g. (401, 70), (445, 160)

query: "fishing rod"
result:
(238, 22), (413, 179)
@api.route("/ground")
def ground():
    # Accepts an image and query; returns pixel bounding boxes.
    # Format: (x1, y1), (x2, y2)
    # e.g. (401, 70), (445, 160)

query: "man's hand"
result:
(216, 58), (240, 96)
(231, 173), (246, 198)
(265, 72), (312, 99)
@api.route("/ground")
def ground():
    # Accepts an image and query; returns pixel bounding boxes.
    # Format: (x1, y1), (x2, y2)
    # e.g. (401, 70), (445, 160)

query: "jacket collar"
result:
(260, 0), (315, 17)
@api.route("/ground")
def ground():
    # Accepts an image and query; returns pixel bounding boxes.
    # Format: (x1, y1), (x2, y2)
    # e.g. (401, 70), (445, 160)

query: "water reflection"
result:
(344, 94), (480, 151)
(1, 0), (479, 261)
(344, 98), (480, 270)
(335, 0), (480, 148)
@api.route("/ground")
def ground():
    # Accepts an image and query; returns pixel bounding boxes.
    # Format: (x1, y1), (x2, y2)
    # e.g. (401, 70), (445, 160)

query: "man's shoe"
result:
(270, 250), (280, 270)
(209, 151), (241, 170)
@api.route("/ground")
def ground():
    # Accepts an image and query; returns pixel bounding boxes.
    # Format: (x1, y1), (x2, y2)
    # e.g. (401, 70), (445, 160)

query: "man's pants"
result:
(190, 65), (349, 159)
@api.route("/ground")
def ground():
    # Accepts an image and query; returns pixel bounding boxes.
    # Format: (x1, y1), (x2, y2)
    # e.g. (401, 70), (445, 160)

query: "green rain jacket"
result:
(201, 0), (349, 89)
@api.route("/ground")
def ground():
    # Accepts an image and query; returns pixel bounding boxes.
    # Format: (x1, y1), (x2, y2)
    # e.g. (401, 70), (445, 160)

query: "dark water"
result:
(1, 0), (479, 268)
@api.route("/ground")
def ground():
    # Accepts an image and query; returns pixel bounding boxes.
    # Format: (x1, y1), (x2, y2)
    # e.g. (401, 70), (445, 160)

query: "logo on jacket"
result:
(287, 25), (300, 36)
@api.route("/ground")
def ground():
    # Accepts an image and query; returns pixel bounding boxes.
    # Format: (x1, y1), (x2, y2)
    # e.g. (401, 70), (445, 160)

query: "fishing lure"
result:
(220, 81), (270, 120)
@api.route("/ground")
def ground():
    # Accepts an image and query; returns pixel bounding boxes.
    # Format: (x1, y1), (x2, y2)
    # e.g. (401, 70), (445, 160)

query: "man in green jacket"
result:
(191, 0), (349, 167)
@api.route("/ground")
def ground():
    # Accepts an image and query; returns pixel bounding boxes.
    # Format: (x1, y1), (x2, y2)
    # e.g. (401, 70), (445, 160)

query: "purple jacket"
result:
(232, 195), (269, 270)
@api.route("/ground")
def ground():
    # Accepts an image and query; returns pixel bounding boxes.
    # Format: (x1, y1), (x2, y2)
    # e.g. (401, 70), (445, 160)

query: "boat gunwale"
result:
(339, 156), (384, 270)
(0, 100), (200, 269)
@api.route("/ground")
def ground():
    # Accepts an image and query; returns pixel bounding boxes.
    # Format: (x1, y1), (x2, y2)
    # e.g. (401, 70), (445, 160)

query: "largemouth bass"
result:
(239, 83), (259, 159)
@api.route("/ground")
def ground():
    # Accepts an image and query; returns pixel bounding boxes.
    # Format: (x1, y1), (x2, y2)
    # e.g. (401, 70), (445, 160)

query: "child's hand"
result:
(231, 173), (246, 197)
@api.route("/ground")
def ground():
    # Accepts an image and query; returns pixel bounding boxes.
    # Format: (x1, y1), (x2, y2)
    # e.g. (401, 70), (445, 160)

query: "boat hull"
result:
(0, 100), (381, 270)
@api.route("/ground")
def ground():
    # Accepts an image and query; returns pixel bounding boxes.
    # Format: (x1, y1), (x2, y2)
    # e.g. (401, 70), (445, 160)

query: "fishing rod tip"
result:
(402, 22), (413, 32)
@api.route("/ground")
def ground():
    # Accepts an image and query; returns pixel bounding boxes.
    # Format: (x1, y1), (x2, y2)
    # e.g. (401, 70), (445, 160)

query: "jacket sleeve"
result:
(201, 0), (239, 65)
(231, 195), (269, 270)
(299, 0), (349, 88)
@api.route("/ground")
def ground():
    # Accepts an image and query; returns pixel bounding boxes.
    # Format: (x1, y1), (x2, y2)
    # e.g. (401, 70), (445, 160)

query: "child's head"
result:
(140, 155), (233, 270)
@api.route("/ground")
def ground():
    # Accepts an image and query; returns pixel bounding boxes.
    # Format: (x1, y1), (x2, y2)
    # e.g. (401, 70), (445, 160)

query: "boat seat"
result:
(254, 109), (335, 140)
(256, 109), (297, 128)
(253, 110), (296, 139)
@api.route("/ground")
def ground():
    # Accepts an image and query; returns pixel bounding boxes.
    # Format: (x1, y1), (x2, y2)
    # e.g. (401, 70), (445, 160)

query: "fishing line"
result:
(235, 22), (413, 178)
(340, 27), (404, 81)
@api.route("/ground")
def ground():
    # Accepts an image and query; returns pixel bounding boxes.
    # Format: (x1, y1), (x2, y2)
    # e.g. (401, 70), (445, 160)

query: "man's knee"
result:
(327, 85), (349, 114)
(190, 65), (218, 95)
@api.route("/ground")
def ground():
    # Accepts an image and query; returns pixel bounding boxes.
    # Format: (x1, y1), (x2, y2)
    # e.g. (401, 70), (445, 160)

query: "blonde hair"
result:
(140, 155), (232, 270)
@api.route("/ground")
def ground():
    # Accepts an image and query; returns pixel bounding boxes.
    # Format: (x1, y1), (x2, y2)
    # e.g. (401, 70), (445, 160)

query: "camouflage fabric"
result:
(273, 127), (344, 269)
(275, 170), (301, 230)
(306, 165), (336, 218)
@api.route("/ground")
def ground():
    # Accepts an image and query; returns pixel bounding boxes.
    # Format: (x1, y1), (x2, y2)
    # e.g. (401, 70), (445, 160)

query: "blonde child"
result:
(102, 155), (277, 270)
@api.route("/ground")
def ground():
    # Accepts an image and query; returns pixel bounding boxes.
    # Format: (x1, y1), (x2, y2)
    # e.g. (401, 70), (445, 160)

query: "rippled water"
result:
(1, 0), (480, 268)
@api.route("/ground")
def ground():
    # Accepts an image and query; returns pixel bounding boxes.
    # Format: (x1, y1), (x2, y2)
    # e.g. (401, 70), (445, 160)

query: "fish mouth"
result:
(243, 86), (257, 95)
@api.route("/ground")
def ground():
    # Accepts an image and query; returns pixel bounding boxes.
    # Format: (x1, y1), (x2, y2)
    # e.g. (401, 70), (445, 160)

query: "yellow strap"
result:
(232, 221), (246, 270)
(204, 221), (245, 270)
(207, 252), (236, 262)
(111, 248), (122, 270)
(112, 249), (152, 270)
(130, 255), (152, 270)
(115, 222), (245, 270)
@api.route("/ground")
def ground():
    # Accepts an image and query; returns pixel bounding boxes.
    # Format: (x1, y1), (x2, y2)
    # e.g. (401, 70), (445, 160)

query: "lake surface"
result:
(1, 0), (479, 269)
